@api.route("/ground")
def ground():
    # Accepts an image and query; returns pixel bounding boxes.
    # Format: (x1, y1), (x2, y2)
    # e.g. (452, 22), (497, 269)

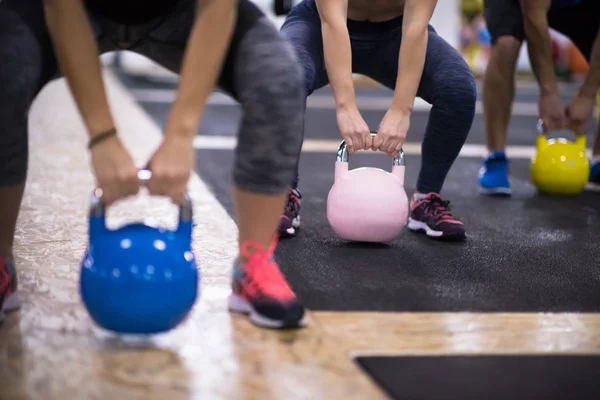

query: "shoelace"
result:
(486, 157), (508, 170)
(423, 195), (455, 221)
(284, 190), (300, 215)
(240, 236), (294, 298)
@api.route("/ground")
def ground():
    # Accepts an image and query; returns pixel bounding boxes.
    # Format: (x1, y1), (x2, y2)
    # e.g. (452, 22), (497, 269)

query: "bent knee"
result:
(233, 19), (305, 194)
(433, 60), (477, 112)
(280, 26), (322, 95)
(235, 36), (304, 150)
(492, 36), (522, 65)
(235, 17), (305, 116)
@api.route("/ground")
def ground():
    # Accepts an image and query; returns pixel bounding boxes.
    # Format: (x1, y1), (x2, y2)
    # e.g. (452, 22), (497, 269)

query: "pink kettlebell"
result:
(327, 133), (409, 243)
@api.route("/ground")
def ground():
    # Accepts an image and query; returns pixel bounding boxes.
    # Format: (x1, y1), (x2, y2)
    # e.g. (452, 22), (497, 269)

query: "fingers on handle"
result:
(386, 141), (396, 156)
(372, 135), (383, 150)
(102, 189), (116, 206)
(345, 138), (355, 154)
(364, 134), (373, 150)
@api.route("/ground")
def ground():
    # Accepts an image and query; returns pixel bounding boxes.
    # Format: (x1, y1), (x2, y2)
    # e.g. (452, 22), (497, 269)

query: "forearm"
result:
(391, 25), (428, 113)
(521, 2), (557, 94)
(320, 19), (356, 110)
(44, 0), (114, 137)
(391, 0), (436, 113)
(166, 0), (236, 139)
(579, 28), (600, 98)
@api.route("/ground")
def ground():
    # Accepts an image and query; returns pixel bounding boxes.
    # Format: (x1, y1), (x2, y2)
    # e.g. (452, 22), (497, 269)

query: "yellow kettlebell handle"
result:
(535, 119), (548, 150)
(535, 119), (587, 151)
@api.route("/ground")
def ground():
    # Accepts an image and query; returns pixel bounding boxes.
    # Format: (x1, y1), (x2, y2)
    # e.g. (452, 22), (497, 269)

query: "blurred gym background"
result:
(101, 0), (592, 85)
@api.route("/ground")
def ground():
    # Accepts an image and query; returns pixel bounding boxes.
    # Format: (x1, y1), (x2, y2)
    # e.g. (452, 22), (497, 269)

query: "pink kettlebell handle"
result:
(335, 132), (405, 165)
(334, 132), (405, 184)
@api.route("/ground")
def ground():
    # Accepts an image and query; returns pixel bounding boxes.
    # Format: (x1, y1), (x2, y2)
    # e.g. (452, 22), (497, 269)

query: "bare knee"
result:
(489, 36), (522, 74)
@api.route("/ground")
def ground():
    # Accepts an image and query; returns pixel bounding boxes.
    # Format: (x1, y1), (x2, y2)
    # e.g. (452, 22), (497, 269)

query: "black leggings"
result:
(0, 0), (304, 195)
(485, 0), (600, 60)
(281, 0), (477, 194)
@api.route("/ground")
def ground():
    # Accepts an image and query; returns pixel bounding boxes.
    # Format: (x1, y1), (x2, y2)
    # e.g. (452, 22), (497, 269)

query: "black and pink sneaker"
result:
(406, 193), (466, 240)
(278, 188), (302, 238)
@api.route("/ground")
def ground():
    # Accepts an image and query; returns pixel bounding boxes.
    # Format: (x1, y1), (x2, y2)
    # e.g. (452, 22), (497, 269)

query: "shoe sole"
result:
(478, 186), (512, 196)
(585, 182), (600, 192)
(407, 218), (466, 241)
(3, 291), (21, 312)
(0, 291), (21, 325)
(228, 293), (306, 329)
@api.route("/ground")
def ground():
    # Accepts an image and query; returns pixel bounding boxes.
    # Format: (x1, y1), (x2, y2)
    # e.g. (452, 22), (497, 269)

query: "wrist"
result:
(578, 82), (599, 99)
(389, 100), (413, 116)
(539, 81), (559, 97)
(336, 100), (358, 113)
(88, 127), (117, 150)
(85, 111), (116, 139)
(165, 109), (200, 140)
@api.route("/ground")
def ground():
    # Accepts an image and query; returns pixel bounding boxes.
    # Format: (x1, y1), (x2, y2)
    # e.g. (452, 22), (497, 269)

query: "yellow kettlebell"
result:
(530, 119), (589, 196)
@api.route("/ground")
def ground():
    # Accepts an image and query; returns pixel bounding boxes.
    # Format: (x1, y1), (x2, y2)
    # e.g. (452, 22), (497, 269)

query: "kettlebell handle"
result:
(535, 118), (588, 149)
(336, 132), (405, 166)
(89, 169), (193, 223)
(536, 118), (585, 137)
(536, 119), (545, 136)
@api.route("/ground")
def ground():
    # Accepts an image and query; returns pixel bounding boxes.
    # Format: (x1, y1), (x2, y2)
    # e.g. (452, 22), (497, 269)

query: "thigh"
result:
(483, 0), (525, 44)
(220, 0), (303, 106)
(417, 30), (476, 106)
(0, 0), (57, 181)
(548, 0), (600, 60)
(369, 27), (474, 105)
(279, 0), (329, 95)
(0, 0), (59, 96)
(219, 0), (325, 99)
(0, 0), (109, 127)
(136, 0), (314, 97)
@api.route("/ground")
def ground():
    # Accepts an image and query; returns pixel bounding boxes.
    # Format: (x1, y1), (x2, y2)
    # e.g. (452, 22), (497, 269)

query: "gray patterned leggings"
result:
(0, 0), (304, 195)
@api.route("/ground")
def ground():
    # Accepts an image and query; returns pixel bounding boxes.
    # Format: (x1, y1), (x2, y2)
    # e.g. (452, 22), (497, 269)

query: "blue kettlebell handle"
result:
(88, 169), (194, 240)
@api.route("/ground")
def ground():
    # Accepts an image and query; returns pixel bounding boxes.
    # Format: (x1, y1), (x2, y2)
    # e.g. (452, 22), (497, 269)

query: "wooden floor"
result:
(1, 72), (600, 400)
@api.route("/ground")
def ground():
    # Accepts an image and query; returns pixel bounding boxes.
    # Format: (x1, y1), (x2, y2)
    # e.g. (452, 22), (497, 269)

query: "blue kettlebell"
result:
(80, 169), (199, 334)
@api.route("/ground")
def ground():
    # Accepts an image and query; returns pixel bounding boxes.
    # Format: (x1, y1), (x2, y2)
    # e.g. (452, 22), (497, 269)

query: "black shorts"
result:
(484, 0), (600, 60)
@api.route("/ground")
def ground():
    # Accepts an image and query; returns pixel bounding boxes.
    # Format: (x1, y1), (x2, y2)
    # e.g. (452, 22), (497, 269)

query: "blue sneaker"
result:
(585, 160), (600, 192)
(478, 151), (512, 196)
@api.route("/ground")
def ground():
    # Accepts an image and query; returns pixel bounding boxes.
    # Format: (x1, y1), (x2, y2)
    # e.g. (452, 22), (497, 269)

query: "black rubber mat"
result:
(274, 164), (600, 312)
(128, 74), (600, 313)
(356, 355), (600, 400)
(192, 149), (600, 313)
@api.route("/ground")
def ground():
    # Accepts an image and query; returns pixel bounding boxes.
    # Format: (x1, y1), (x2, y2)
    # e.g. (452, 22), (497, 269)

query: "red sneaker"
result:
(228, 236), (306, 329)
